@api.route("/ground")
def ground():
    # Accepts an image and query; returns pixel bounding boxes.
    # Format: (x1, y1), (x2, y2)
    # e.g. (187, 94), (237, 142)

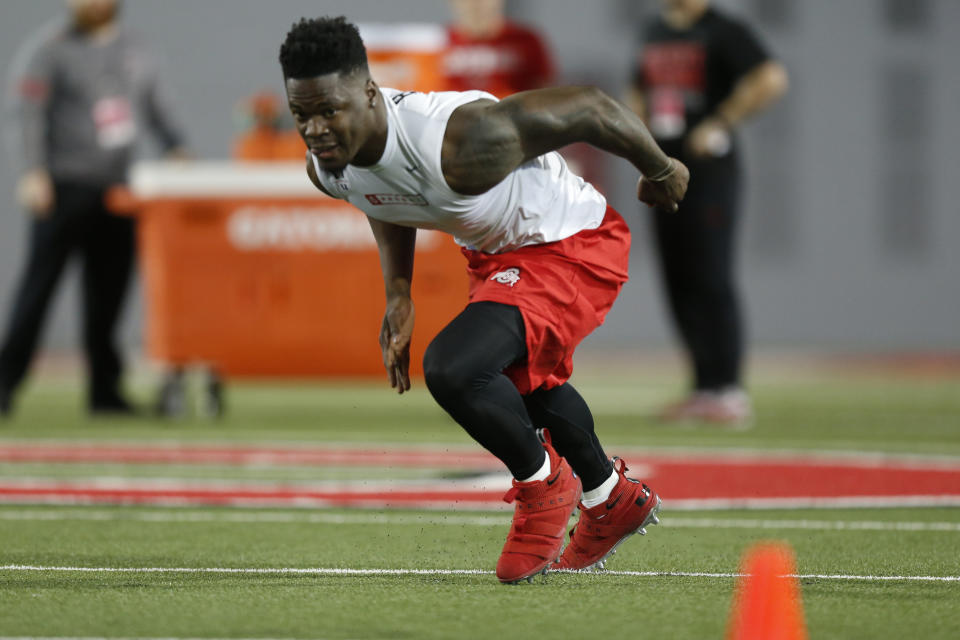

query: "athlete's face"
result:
(286, 71), (381, 173)
(661, 0), (710, 21)
(448, 0), (506, 33)
(67, 0), (119, 31)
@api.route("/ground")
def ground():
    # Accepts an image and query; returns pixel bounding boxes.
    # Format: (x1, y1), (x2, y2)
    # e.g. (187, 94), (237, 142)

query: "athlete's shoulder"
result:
(500, 21), (542, 38)
(704, 6), (750, 32)
(383, 87), (496, 115)
(16, 19), (68, 59)
(384, 90), (497, 137)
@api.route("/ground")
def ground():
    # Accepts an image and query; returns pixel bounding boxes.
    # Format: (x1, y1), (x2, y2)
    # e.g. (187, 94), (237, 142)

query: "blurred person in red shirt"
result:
(442, 1), (609, 189)
(232, 90), (305, 162)
(443, 0), (554, 97)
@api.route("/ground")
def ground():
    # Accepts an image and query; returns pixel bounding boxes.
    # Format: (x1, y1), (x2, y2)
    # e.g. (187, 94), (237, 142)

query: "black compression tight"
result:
(649, 157), (743, 391)
(422, 301), (613, 491)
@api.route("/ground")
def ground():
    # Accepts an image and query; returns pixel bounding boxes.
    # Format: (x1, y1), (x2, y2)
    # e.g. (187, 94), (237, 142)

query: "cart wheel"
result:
(156, 370), (187, 418)
(201, 370), (224, 419)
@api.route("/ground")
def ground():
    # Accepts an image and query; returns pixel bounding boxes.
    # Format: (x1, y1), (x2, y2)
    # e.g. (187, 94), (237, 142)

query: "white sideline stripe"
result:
(602, 571), (960, 583)
(0, 474), (514, 491)
(666, 517), (960, 532)
(2, 509), (960, 532)
(3, 495), (960, 511)
(2, 565), (958, 583)
(0, 509), (507, 526)
(5, 438), (960, 467)
(668, 496), (960, 509)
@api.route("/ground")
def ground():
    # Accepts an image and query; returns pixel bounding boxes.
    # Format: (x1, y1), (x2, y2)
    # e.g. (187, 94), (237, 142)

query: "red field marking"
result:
(0, 443), (503, 469)
(647, 456), (960, 499)
(1, 442), (959, 508)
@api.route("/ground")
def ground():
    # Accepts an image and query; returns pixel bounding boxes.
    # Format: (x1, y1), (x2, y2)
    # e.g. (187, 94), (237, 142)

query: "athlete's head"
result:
(660, 0), (710, 28)
(280, 16), (368, 80)
(67, 0), (120, 32)
(280, 16), (383, 173)
(447, 0), (506, 38)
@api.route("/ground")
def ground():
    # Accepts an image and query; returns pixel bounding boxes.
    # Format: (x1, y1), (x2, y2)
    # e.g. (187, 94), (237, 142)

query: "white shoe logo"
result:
(490, 267), (521, 287)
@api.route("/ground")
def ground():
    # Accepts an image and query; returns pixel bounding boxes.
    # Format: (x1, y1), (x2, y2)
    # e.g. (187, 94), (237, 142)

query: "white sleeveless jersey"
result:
(311, 88), (607, 254)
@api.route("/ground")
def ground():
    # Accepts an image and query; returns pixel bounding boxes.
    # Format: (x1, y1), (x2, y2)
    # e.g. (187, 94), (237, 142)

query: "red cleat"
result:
(496, 439), (581, 584)
(553, 458), (661, 572)
(658, 390), (752, 428)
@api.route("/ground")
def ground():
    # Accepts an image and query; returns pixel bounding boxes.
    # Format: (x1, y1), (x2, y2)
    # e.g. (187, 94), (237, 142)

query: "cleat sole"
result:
(577, 495), (663, 573)
(503, 565), (550, 585)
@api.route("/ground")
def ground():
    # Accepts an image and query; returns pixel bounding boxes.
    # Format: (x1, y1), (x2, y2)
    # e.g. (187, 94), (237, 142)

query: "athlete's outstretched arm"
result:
(441, 87), (688, 209)
(367, 216), (417, 394)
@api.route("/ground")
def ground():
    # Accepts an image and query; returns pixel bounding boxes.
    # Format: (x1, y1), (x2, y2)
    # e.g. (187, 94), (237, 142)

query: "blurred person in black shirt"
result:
(0, 0), (186, 418)
(628, 0), (787, 426)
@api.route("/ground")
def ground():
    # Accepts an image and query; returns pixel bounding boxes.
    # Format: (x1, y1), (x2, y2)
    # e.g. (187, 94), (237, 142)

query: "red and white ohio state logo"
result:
(490, 267), (521, 287)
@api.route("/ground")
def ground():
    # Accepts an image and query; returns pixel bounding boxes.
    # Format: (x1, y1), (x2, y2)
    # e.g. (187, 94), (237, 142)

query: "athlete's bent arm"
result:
(441, 86), (689, 209)
(687, 60), (788, 157)
(367, 216), (417, 394)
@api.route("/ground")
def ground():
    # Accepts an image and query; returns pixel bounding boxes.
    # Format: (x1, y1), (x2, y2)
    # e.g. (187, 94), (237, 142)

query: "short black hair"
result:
(279, 16), (368, 79)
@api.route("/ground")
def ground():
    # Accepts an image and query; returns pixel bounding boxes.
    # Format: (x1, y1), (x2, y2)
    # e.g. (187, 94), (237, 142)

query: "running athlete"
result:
(279, 16), (689, 583)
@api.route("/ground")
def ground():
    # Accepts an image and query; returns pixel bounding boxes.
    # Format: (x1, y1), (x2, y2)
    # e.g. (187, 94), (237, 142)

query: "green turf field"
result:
(1, 359), (959, 639)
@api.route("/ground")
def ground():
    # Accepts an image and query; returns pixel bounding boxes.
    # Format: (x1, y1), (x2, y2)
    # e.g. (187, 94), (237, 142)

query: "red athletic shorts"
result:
(460, 206), (631, 395)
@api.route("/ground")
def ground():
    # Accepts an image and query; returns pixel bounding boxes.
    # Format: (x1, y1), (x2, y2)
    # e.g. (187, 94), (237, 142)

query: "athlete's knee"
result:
(692, 270), (736, 305)
(81, 323), (106, 350)
(422, 340), (477, 404)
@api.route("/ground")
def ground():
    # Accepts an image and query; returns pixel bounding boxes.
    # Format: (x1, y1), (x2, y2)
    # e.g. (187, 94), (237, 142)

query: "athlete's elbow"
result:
(575, 87), (625, 139)
(766, 62), (790, 99)
(576, 86), (615, 115)
(751, 61), (789, 103)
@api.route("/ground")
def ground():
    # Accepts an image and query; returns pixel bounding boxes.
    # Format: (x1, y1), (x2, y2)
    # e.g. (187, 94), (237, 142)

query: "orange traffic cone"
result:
(727, 542), (808, 640)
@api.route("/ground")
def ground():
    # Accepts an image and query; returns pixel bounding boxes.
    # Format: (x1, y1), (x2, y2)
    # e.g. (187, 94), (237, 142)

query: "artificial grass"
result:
(1, 365), (958, 638)
(1, 505), (958, 639)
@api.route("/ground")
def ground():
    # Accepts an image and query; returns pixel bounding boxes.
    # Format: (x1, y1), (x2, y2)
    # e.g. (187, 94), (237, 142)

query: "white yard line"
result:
(665, 517), (960, 532)
(2, 564), (957, 583)
(0, 475), (511, 490)
(1, 508), (959, 531)
(0, 509), (507, 526)
(666, 496), (960, 509)
(2, 495), (959, 510)
(2, 438), (959, 466)
(0, 637), (319, 640)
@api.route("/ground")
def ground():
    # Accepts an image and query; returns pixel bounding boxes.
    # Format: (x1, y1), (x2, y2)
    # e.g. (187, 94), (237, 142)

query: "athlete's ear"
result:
(365, 78), (378, 107)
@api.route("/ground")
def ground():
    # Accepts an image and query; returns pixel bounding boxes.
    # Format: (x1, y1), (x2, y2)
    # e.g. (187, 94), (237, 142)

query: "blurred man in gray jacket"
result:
(0, 0), (186, 417)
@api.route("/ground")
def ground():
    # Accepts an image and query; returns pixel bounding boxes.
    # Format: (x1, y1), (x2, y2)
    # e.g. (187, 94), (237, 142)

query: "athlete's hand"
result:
(379, 295), (415, 394)
(686, 117), (731, 158)
(17, 168), (54, 218)
(637, 158), (689, 213)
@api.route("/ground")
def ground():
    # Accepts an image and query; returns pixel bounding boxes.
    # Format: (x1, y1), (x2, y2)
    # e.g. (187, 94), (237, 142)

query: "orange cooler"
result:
(125, 161), (467, 377)
(359, 23), (449, 92)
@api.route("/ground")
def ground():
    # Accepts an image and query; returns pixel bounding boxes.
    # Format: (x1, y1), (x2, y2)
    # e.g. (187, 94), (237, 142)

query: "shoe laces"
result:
(511, 514), (528, 534)
(612, 456), (628, 475)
